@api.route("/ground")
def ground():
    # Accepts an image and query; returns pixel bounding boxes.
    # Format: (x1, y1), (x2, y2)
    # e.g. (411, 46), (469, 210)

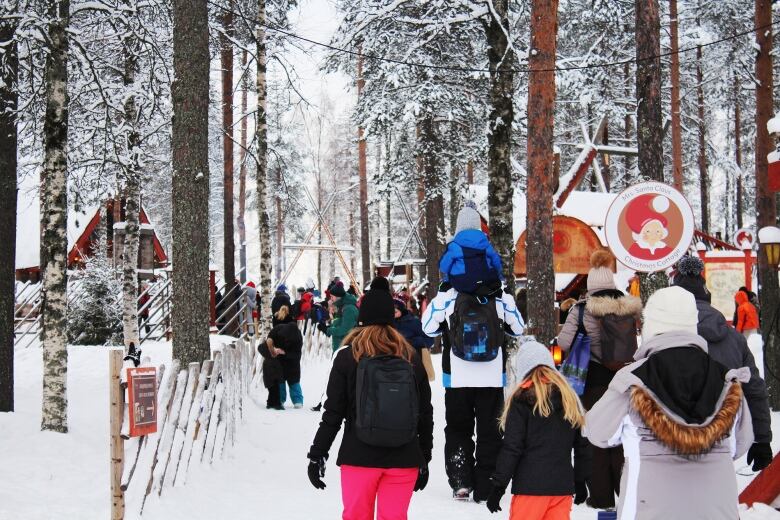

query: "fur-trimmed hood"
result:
(585, 294), (643, 318)
(631, 383), (742, 457)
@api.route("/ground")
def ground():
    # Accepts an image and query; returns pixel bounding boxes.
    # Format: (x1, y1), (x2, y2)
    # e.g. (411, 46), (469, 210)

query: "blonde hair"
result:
(274, 305), (290, 321)
(499, 366), (584, 431)
(342, 325), (414, 363)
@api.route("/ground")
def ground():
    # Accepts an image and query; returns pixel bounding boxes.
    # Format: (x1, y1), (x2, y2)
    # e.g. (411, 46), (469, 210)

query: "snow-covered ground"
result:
(1, 340), (779, 520)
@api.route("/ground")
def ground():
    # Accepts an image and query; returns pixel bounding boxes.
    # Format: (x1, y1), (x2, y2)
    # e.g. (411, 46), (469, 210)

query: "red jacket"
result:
(297, 291), (313, 320)
(734, 291), (759, 332)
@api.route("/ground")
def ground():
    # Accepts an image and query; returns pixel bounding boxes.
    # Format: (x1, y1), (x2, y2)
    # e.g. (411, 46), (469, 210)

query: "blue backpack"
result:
(560, 304), (590, 395)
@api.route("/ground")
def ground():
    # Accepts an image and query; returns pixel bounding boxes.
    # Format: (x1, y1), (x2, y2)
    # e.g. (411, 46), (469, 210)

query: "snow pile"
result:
(767, 115), (780, 135)
(758, 226), (780, 244)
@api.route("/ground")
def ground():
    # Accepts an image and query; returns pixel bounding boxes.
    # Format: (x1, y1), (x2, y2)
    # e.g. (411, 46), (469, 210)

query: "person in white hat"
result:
(585, 286), (753, 520)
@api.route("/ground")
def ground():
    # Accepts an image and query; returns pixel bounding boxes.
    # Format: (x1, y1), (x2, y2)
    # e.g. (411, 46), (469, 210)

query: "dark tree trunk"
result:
(696, 43), (710, 233)
(419, 114), (443, 297)
(41, 0), (69, 432)
(755, 0), (780, 410)
(623, 59), (634, 180)
(635, 0), (664, 183)
(171, 0), (211, 364)
(635, 0), (667, 301)
(526, 0), (559, 345)
(486, 0), (516, 289)
(734, 74), (744, 230)
(357, 52), (371, 286)
(669, 0), (684, 191)
(221, 3), (236, 309)
(0, 17), (17, 413)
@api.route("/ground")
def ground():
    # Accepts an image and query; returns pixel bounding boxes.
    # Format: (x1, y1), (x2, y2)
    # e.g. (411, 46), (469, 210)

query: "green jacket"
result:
(327, 293), (358, 351)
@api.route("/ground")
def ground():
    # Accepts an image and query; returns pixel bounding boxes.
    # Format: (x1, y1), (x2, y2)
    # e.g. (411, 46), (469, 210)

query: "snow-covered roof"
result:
(16, 183), (102, 270)
(556, 191), (616, 228)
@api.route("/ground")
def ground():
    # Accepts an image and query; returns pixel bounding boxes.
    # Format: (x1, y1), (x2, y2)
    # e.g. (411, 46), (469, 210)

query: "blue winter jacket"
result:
(394, 312), (434, 352)
(439, 229), (504, 294)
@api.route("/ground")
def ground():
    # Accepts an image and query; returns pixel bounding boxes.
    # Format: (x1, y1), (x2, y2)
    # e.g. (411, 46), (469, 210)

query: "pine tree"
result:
(67, 239), (122, 346)
(171, 0), (211, 365)
(0, 9), (18, 413)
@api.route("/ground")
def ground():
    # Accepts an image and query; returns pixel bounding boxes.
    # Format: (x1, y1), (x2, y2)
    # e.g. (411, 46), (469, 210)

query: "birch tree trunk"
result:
(754, 0), (780, 410)
(221, 3), (236, 305)
(695, 43), (710, 233)
(0, 15), (18, 413)
(485, 0), (515, 288)
(171, 0), (211, 365)
(526, 0), (559, 345)
(635, 0), (664, 183)
(41, 0), (70, 433)
(256, 0), (272, 336)
(120, 30), (141, 349)
(669, 0), (684, 191)
(237, 49), (248, 285)
(275, 166), (284, 279)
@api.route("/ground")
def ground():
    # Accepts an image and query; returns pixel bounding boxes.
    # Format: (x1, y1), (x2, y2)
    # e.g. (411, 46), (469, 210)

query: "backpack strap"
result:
(576, 303), (587, 337)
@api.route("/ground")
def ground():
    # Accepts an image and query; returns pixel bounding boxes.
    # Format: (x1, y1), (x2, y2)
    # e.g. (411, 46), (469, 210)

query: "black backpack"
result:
(355, 356), (419, 447)
(598, 314), (638, 371)
(448, 293), (504, 362)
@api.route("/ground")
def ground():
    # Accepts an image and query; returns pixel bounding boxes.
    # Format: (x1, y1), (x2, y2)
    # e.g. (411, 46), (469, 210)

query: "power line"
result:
(262, 18), (779, 74)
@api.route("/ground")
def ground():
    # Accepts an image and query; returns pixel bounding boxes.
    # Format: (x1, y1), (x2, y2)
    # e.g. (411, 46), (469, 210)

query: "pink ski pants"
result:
(340, 465), (418, 520)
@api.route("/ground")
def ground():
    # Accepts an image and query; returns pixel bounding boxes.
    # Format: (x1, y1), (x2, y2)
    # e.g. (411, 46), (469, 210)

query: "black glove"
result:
(574, 480), (588, 505)
(438, 281), (452, 292)
(307, 456), (327, 489)
(485, 484), (504, 513)
(414, 464), (429, 492)
(317, 322), (328, 334)
(746, 442), (773, 471)
(123, 342), (141, 368)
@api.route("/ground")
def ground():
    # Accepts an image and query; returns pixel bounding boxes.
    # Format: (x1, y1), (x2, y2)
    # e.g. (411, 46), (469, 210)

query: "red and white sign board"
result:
(127, 367), (157, 437)
(605, 182), (695, 273)
(733, 228), (756, 250)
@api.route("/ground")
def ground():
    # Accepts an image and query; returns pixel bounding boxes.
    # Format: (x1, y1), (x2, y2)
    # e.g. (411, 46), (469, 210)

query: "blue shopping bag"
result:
(560, 304), (590, 395)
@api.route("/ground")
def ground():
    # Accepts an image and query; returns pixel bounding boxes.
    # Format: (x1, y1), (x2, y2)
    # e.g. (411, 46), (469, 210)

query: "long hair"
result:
(343, 325), (414, 363)
(499, 366), (584, 431)
(275, 305), (290, 322)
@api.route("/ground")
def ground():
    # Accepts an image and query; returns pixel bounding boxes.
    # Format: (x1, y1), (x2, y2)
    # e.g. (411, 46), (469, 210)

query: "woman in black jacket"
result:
(307, 280), (434, 520)
(267, 306), (304, 408)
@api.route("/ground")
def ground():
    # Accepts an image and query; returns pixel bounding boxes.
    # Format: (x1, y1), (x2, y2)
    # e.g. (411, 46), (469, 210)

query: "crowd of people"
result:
(249, 203), (774, 520)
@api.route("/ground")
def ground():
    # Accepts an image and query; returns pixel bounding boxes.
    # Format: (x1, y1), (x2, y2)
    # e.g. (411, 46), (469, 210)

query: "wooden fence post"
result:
(110, 349), (125, 520)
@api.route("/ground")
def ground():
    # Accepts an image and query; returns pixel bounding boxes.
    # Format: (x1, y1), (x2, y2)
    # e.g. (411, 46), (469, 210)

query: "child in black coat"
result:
(258, 335), (285, 410)
(486, 341), (591, 519)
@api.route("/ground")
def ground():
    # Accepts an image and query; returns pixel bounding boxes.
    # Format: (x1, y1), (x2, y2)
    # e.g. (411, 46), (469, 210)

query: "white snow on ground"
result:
(1, 341), (779, 520)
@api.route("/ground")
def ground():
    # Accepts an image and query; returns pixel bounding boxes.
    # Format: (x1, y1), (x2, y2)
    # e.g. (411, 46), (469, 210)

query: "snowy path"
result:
(1, 344), (779, 519)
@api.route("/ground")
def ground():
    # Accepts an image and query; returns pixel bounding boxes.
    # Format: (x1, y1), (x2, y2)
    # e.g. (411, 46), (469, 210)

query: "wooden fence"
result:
(111, 338), (256, 518)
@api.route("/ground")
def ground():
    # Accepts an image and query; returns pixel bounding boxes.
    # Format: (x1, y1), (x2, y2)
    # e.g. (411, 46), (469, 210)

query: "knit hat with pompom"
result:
(587, 249), (616, 293)
(673, 255), (711, 303)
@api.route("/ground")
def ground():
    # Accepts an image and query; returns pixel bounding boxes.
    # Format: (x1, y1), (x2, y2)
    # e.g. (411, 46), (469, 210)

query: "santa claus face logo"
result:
(605, 182), (695, 272)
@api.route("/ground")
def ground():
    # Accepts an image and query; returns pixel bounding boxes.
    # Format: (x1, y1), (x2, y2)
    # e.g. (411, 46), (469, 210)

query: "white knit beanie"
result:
(514, 341), (556, 383)
(642, 286), (699, 340)
(587, 268), (617, 293)
(455, 205), (482, 234)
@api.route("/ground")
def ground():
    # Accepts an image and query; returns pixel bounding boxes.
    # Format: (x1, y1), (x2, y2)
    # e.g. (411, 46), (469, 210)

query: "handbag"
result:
(560, 304), (590, 396)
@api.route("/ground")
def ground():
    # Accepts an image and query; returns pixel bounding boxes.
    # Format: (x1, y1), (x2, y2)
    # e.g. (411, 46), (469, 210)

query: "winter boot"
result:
(453, 488), (471, 501)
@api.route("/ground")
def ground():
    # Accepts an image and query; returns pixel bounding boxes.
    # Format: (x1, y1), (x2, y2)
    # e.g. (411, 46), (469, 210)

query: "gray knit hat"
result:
(587, 249), (617, 293)
(514, 341), (556, 383)
(455, 202), (482, 234)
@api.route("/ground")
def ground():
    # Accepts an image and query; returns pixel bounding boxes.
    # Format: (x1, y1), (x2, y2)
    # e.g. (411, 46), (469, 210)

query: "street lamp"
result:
(758, 226), (780, 269)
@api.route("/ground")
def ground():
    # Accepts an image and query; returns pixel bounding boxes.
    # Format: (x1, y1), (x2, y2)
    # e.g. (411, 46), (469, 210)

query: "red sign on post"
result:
(127, 367), (158, 437)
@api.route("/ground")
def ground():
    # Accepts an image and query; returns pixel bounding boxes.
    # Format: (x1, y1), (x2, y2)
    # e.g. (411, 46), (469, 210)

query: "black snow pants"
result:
(444, 386), (504, 501)
(581, 361), (623, 509)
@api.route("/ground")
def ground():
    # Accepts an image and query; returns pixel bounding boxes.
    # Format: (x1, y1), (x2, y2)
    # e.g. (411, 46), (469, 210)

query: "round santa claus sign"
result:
(604, 182), (695, 272)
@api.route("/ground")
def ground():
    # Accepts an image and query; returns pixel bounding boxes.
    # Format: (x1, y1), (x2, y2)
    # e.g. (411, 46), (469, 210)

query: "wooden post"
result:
(110, 349), (125, 520)
(745, 248), (753, 292)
